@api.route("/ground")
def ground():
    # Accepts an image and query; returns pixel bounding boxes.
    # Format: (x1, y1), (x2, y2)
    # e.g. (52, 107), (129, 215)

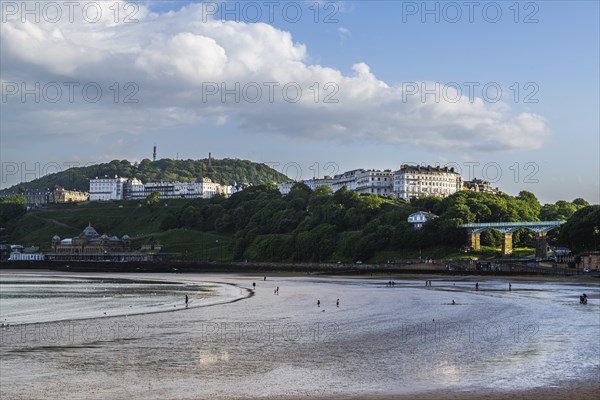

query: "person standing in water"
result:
(475, 282), (479, 290)
(185, 295), (189, 308)
(509, 283), (512, 291)
(317, 300), (320, 307)
(336, 299), (340, 307)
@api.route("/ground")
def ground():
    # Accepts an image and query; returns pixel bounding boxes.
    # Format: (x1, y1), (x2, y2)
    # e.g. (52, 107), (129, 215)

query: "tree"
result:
(145, 191), (160, 207)
(0, 195), (26, 225)
(558, 205), (600, 252)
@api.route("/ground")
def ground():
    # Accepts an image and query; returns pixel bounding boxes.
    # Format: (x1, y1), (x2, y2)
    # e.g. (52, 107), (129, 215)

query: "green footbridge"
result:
(461, 221), (566, 258)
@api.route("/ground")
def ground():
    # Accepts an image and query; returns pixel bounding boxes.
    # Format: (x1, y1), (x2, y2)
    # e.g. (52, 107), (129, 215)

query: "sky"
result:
(1, 0), (598, 204)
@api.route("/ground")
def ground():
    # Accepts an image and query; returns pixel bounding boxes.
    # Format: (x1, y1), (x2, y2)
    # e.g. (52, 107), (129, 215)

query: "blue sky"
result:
(1, 0), (598, 203)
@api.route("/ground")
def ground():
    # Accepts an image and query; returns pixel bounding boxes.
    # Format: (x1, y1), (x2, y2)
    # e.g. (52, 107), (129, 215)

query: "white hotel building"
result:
(278, 164), (463, 200)
(393, 165), (463, 200)
(89, 177), (128, 201)
(90, 177), (237, 201)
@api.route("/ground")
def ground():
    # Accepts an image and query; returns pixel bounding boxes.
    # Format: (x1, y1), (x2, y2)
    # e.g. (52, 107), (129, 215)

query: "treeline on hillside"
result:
(6, 158), (291, 193)
(158, 184), (595, 262)
(0, 195), (26, 225)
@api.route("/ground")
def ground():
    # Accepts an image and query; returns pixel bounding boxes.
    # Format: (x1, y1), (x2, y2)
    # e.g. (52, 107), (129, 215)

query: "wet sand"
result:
(277, 382), (600, 400)
(1, 272), (599, 399)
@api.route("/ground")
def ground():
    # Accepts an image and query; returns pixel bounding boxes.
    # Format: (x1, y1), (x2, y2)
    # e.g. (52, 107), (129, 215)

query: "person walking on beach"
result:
(264, 276), (266, 281)
(185, 295), (189, 308)
(253, 282), (256, 289)
(276, 286), (279, 295)
(317, 300), (320, 307)
(336, 299), (340, 308)
(509, 283), (512, 291)
(475, 282), (479, 290)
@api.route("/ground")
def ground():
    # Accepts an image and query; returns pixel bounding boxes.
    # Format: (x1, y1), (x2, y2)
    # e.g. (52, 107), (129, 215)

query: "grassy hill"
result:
(4, 158), (291, 193)
(8, 201), (233, 261)
(6, 199), (527, 263)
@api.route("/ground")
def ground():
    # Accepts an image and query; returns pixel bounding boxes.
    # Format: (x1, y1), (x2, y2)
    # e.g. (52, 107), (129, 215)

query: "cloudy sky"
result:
(1, 0), (598, 203)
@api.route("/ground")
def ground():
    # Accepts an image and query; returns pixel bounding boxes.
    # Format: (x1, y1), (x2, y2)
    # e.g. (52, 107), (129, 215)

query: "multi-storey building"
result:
(393, 165), (462, 200)
(463, 178), (503, 194)
(5, 186), (89, 206)
(278, 164), (464, 200)
(49, 186), (89, 203)
(90, 177), (236, 201)
(200, 177), (221, 199)
(124, 179), (204, 200)
(89, 176), (128, 201)
(330, 169), (364, 192)
(51, 224), (131, 254)
(354, 169), (394, 196)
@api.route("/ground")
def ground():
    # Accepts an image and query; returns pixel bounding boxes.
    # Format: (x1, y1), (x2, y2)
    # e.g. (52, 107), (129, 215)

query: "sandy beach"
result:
(1, 271), (599, 399)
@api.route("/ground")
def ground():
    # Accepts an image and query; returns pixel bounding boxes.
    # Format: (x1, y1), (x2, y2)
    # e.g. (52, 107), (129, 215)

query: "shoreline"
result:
(1, 265), (599, 284)
(1, 260), (596, 280)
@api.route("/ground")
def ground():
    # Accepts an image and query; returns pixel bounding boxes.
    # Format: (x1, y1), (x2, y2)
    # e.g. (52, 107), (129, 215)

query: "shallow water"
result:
(0, 274), (245, 324)
(1, 271), (598, 399)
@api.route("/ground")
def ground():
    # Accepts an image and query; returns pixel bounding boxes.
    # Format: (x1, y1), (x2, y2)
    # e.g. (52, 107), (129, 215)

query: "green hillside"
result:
(4, 158), (291, 192)
(3, 186), (596, 263)
(8, 200), (232, 260)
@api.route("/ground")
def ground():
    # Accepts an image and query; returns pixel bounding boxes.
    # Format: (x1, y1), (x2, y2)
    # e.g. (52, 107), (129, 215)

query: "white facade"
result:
(354, 170), (394, 196)
(408, 211), (438, 229)
(330, 169), (364, 191)
(89, 177), (128, 201)
(126, 180), (203, 200)
(90, 177), (240, 201)
(277, 164), (464, 199)
(200, 177), (220, 199)
(9, 252), (45, 261)
(277, 182), (296, 195)
(393, 165), (462, 200)
(303, 177), (335, 192)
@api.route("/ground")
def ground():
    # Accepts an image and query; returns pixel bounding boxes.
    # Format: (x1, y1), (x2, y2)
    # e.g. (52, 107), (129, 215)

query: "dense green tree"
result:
(0, 195), (26, 225)
(145, 191), (160, 207)
(558, 205), (600, 252)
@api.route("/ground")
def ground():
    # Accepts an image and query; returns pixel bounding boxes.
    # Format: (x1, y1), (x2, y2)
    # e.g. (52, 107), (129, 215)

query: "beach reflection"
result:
(0, 272), (598, 399)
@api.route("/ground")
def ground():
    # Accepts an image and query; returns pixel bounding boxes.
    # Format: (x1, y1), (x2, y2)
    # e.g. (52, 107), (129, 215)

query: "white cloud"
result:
(338, 26), (351, 42)
(0, 1), (549, 151)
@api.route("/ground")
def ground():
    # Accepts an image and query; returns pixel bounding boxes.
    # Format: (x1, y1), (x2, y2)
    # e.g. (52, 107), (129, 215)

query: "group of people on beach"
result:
(425, 280), (432, 286)
(386, 281), (395, 287)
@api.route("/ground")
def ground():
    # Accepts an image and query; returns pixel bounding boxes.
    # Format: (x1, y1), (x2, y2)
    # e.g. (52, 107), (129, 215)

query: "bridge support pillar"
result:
(470, 231), (481, 251)
(535, 232), (548, 259)
(502, 233), (513, 256)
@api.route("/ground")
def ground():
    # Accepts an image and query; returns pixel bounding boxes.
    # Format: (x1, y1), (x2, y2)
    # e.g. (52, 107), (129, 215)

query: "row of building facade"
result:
(4, 165), (501, 205)
(277, 165), (501, 200)
(89, 177), (244, 201)
(2, 186), (90, 206)
(5, 224), (160, 262)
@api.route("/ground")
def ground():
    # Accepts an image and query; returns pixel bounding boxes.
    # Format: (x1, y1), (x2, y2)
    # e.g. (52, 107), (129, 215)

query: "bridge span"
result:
(461, 221), (566, 258)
